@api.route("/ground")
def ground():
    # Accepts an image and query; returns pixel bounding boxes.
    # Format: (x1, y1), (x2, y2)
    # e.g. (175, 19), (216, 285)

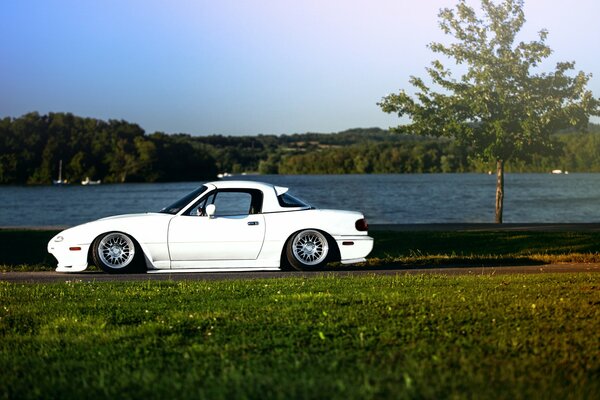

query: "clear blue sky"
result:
(1, 0), (598, 135)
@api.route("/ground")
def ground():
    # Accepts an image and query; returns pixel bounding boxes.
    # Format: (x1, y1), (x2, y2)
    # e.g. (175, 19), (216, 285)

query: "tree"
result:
(378, 0), (599, 223)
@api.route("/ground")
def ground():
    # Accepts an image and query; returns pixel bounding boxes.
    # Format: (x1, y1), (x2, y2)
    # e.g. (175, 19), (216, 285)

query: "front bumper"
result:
(47, 241), (90, 272)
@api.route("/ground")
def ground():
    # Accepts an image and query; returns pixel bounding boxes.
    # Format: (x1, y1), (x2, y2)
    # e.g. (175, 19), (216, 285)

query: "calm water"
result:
(1, 174), (599, 227)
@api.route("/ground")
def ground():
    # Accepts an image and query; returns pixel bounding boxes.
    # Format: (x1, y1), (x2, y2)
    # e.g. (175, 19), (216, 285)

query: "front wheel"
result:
(286, 230), (331, 271)
(92, 232), (142, 273)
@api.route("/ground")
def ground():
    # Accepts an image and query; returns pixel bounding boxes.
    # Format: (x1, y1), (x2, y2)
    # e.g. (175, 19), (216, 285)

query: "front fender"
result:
(48, 213), (173, 272)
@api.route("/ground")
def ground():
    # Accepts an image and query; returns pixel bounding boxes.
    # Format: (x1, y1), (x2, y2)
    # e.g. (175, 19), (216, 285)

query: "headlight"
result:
(54, 236), (64, 242)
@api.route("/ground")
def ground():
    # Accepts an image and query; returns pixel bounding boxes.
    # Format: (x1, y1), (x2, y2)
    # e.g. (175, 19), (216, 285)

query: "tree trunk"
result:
(495, 159), (504, 223)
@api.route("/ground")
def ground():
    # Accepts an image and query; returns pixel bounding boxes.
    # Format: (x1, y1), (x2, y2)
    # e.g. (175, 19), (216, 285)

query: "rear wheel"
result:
(286, 230), (331, 271)
(92, 232), (142, 273)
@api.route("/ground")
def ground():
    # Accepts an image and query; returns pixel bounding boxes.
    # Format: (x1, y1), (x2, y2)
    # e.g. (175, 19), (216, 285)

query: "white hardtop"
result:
(206, 180), (287, 194)
(202, 180), (302, 213)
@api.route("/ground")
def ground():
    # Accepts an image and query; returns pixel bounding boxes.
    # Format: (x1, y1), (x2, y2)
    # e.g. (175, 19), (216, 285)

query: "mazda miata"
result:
(48, 181), (374, 273)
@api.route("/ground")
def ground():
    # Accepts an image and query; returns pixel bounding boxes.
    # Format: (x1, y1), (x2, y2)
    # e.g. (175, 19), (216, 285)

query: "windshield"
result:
(159, 186), (207, 214)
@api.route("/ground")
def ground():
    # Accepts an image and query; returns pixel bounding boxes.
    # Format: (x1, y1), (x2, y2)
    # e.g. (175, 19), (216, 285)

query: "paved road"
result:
(2, 263), (599, 283)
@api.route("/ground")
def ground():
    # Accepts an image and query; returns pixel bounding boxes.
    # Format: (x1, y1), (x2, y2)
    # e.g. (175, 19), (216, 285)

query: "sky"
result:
(1, 0), (599, 136)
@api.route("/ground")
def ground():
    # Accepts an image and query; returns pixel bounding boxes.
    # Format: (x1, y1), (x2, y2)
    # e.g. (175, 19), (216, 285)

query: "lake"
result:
(1, 173), (599, 227)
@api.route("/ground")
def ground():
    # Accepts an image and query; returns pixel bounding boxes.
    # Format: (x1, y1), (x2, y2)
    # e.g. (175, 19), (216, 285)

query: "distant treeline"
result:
(1, 112), (599, 184)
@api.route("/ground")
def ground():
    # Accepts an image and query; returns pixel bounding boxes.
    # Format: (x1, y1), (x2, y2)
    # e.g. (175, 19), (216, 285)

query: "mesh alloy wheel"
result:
(92, 232), (141, 273)
(286, 229), (331, 270)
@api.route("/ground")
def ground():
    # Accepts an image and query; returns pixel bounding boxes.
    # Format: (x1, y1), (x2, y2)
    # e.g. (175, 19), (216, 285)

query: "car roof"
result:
(206, 180), (289, 195)
(206, 180), (275, 191)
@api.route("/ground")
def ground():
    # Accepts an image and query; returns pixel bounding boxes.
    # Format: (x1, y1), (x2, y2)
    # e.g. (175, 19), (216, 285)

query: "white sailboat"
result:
(52, 160), (68, 185)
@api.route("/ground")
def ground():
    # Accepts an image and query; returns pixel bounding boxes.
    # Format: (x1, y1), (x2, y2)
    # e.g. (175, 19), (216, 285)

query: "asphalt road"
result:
(2, 263), (599, 283)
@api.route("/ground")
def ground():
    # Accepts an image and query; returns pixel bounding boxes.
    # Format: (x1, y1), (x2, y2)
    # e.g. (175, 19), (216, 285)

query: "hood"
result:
(96, 212), (161, 222)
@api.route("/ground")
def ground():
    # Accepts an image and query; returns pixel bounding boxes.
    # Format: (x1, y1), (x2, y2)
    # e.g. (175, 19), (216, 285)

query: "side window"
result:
(185, 189), (263, 216)
(186, 193), (214, 216)
(213, 191), (253, 216)
(278, 192), (309, 208)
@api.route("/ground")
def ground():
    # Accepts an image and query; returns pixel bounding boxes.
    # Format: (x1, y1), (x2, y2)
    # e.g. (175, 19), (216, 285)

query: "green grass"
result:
(2, 229), (600, 272)
(366, 230), (600, 266)
(0, 229), (60, 270)
(371, 230), (600, 257)
(1, 274), (599, 399)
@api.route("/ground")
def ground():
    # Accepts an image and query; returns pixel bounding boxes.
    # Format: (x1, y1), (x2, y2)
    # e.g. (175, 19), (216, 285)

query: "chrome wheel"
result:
(291, 230), (329, 266)
(98, 233), (135, 269)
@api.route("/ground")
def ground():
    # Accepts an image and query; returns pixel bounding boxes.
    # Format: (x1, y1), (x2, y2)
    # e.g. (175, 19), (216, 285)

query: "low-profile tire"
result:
(91, 232), (143, 274)
(285, 229), (332, 271)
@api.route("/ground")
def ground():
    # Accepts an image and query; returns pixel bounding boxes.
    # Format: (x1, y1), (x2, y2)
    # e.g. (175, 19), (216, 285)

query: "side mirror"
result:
(205, 204), (216, 218)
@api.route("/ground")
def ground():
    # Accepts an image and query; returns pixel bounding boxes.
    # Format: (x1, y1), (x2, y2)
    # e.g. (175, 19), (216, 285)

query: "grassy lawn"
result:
(368, 230), (600, 266)
(0, 229), (61, 270)
(1, 274), (599, 399)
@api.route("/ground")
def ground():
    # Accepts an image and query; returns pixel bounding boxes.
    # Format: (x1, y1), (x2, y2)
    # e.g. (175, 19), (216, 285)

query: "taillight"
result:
(355, 218), (368, 231)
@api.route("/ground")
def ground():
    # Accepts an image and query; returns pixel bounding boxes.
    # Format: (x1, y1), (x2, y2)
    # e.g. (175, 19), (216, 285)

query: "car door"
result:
(167, 190), (266, 261)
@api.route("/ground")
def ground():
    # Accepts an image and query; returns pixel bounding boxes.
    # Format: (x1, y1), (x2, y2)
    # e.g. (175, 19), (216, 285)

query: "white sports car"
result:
(48, 181), (374, 273)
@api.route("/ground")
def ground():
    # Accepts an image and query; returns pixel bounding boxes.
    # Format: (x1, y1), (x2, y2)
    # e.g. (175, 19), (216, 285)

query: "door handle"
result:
(247, 221), (259, 226)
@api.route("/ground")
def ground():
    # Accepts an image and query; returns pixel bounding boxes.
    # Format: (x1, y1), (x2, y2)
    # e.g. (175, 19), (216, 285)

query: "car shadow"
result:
(63, 258), (548, 277)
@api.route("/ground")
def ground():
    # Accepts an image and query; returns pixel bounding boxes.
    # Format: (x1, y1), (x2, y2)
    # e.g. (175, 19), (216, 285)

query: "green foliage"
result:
(279, 141), (471, 174)
(379, 0), (599, 164)
(1, 111), (600, 184)
(275, 129), (600, 174)
(0, 113), (217, 184)
(378, 0), (600, 222)
(1, 274), (598, 399)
